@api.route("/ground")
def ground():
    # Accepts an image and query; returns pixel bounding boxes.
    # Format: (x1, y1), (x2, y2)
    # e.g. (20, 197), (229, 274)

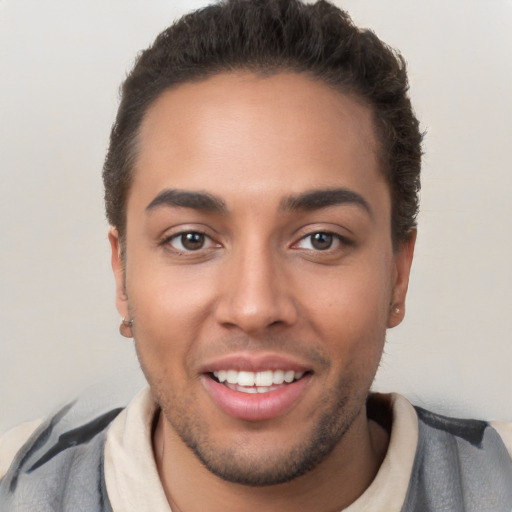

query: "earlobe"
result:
(108, 227), (129, 321)
(387, 229), (416, 328)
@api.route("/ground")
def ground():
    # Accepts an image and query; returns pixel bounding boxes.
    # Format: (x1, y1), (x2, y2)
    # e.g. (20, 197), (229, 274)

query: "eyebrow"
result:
(280, 188), (372, 216)
(146, 189), (227, 213)
(145, 187), (371, 217)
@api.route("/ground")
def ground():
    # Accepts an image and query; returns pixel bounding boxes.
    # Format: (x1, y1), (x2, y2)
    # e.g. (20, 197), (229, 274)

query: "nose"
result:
(214, 244), (298, 334)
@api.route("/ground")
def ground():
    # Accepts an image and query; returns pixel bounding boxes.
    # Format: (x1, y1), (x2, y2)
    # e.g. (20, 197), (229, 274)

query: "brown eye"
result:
(310, 232), (334, 250)
(164, 230), (220, 255)
(168, 232), (210, 251)
(180, 232), (205, 250)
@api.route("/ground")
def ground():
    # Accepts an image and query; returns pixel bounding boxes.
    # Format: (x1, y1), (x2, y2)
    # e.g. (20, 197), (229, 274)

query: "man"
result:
(1, 0), (511, 510)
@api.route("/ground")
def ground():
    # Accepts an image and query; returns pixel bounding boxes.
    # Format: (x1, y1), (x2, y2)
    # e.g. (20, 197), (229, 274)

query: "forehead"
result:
(131, 72), (386, 210)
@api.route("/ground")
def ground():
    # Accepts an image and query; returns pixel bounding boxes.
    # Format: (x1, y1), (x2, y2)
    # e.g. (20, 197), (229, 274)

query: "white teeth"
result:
(226, 370), (238, 384)
(238, 386), (258, 394)
(212, 369), (305, 388)
(284, 370), (295, 383)
(272, 369), (285, 384)
(255, 370), (273, 387)
(238, 371), (255, 386)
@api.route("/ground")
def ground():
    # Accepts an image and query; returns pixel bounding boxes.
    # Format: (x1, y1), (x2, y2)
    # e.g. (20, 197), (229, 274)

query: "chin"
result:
(160, 379), (364, 487)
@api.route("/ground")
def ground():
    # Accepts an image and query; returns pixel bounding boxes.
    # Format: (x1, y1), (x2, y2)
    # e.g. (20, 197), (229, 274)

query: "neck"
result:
(153, 406), (389, 512)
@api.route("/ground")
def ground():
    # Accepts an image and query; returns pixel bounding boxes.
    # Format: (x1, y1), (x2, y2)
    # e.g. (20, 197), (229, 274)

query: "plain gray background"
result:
(1, 0), (511, 431)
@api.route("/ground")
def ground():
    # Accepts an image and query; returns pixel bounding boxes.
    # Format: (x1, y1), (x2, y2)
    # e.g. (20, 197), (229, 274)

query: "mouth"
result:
(209, 369), (308, 394)
(202, 365), (313, 421)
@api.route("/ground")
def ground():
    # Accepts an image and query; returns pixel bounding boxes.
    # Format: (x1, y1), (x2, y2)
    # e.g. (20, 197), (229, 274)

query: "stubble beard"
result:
(150, 373), (365, 487)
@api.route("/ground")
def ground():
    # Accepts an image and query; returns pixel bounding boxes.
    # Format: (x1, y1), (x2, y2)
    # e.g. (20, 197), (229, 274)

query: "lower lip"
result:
(201, 374), (311, 422)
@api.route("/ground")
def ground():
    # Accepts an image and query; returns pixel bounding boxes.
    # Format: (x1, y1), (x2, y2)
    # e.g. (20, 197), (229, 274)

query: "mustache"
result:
(191, 333), (331, 369)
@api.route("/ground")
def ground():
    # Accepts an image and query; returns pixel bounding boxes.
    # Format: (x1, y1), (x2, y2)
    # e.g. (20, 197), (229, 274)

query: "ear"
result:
(387, 229), (416, 328)
(108, 227), (129, 320)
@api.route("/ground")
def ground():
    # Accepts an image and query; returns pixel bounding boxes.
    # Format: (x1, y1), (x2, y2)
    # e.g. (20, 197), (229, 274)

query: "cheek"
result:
(126, 258), (219, 368)
(300, 257), (393, 362)
(129, 252), (217, 317)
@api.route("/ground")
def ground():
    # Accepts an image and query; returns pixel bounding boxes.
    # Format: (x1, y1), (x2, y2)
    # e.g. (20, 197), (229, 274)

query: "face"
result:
(110, 73), (414, 486)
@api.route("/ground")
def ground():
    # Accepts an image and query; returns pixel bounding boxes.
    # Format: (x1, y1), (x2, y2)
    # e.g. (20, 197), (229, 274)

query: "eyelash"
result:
(160, 229), (351, 255)
(161, 231), (218, 253)
(293, 231), (352, 252)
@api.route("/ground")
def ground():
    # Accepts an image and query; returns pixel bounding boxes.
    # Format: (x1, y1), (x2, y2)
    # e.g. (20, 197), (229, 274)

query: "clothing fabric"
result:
(1, 388), (511, 511)
(403, 407), (512, 510)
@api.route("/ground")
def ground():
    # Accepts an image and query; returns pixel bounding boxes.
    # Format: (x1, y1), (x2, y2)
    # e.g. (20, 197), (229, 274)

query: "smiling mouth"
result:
(209, 369), (309, 394)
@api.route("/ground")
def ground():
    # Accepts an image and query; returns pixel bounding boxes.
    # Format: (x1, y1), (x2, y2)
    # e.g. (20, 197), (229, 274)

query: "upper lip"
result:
(198, 352), (313, 374)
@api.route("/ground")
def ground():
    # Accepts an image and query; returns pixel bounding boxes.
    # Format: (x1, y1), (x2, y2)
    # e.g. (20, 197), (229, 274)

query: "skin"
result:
(110, 72), (415, 512)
